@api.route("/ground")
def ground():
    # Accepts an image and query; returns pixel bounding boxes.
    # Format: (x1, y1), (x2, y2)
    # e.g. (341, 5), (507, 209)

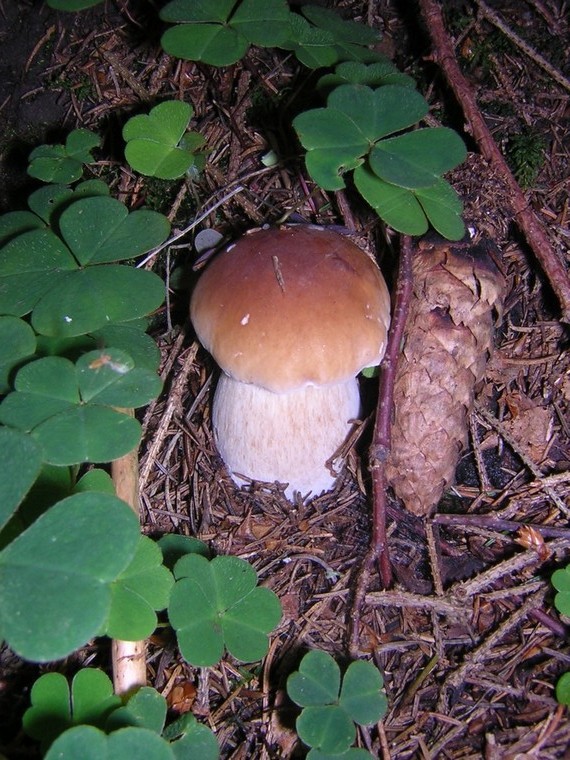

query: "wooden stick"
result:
(369, 235), (414, 587)
(111, 409), (147, 696)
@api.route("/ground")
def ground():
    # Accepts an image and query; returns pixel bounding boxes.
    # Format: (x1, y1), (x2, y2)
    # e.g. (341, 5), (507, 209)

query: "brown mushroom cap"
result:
(190, 225), (391, 393)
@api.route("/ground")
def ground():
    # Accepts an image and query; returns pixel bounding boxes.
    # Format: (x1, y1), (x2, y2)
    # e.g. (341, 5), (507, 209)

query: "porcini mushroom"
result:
(190, 225), (391, 500)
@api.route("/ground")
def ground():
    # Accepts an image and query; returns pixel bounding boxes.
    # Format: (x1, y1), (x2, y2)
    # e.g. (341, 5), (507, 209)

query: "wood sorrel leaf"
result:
(0, 493), (139, 661)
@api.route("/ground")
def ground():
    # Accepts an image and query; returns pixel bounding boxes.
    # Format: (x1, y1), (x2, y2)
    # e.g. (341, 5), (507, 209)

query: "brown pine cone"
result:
(385, 234), (505, 516)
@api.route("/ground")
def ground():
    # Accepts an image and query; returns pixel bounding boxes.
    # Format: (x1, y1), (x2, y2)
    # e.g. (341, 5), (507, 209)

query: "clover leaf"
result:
(0, 492), (140, 661)
(354, 164), (465, 239)
(23, 670), (121, 749)
(552, 565), (570, 616)
(0, 427), (42, 531)
(105, 536), (174, 641)
(106, 686), (168, 734)
(287, 651), (387, 756)
(0, 316), (36, 392)
(293, 84), (429, 190)
(369, 127), (467, 188)
(107, 687), (219, 758)
(123, 101), (207, 180)
(0, 195), (169, 337)
(27, 180), (110, 225)
(160, 0), (291, 66)
(556, 672), (570, 705)
(28, 129), (100, 184)
(44, 725), (175, 760)
(316, 61), (416, 96)
(281, 5), (381, 68)
(0, 349), (160, 465)
(169, 553), (281, 666)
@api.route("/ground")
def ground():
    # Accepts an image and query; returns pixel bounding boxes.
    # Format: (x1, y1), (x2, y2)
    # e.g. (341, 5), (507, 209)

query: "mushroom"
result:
(190, 224), (391, 500)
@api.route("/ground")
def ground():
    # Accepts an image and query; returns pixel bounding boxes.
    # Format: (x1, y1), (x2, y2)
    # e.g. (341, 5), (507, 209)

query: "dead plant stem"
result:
(370, 235), (414, 586)
(111, 408), (147, 696)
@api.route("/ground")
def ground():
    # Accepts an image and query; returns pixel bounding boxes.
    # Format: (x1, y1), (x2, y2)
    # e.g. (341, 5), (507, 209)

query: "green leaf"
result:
(123, 101), (203, 180)
(415, 179), (465, 241)
(0, 316), (36, 392)
(44, 725), (175, 760)
(33, 405), (142, 465)
(15, 355), (80, 402)
(556, 672), (570, 705)
(287, 650), (341, 707)
(354, 164), (429, 235)
(369, 127), (467, 189)
(27, 180), (110, 225)
(158, 533), (210, 571)
(0, 493), (140, 661)
(28, 130), (100, 184)
(75, 468), (115, 494)
(293, 85), (429, 190)
(296, 705), (355, 754)
(59, 196), (170, 265)
(31, 265), (165, 338)
(0, 228), (78, 317)
(302, 5), (379, 45)
(169, 554), (281, 666)
(0, 428), (42, 531)
(293, 108), (366, 190)
(160, 0), (236, 23)
(552, 566), (570, 616)
(161, 23), (248, 66)
(0, 210), (45, 244)
(339, 660), (387, 725)
(282, 14), (338, 69)
(0, 353), (150, 465)
(106, 536), (174, 641)
(327, 84), (429, 143)
(317, 61), (415, 97)
(230, 0), (291, 47)
(23, 670), (120, 747)
(93, 325), (161, 372)
(166, 714), (219, 760)
(160, 0), (290, 64)
(76, 348), (161, 407)
(106, 687), (167, 734)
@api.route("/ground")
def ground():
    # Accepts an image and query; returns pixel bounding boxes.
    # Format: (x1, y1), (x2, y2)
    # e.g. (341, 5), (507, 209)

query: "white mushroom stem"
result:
(212, 373), (361, 500)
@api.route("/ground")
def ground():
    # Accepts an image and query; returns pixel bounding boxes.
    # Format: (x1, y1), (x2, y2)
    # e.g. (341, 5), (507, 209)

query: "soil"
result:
(1, 1), (569, 758)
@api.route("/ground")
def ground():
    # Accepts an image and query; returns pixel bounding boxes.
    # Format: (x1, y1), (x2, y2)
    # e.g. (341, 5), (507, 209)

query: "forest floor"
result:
(0, 0), (569, 758)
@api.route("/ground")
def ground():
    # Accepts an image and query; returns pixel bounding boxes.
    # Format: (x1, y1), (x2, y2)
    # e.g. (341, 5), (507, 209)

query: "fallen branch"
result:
(418, 0), (570, 322)
(369, 235), (415, 587)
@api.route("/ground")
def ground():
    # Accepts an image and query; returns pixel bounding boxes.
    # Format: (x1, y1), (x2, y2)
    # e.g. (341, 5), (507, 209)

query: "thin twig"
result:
(434, 512), (570, 540)
(438, 589), (546, 710)
(417, 0), (570, 322)
(369, 235), (415, 586)
(474, 0), (570, 94)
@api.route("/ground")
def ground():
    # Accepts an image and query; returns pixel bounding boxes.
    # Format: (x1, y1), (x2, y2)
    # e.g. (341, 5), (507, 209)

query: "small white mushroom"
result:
(190, 225), (391, 500)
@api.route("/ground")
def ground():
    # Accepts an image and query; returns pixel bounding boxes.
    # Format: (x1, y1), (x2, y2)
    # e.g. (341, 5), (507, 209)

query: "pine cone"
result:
(386, 234), (505, 516)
